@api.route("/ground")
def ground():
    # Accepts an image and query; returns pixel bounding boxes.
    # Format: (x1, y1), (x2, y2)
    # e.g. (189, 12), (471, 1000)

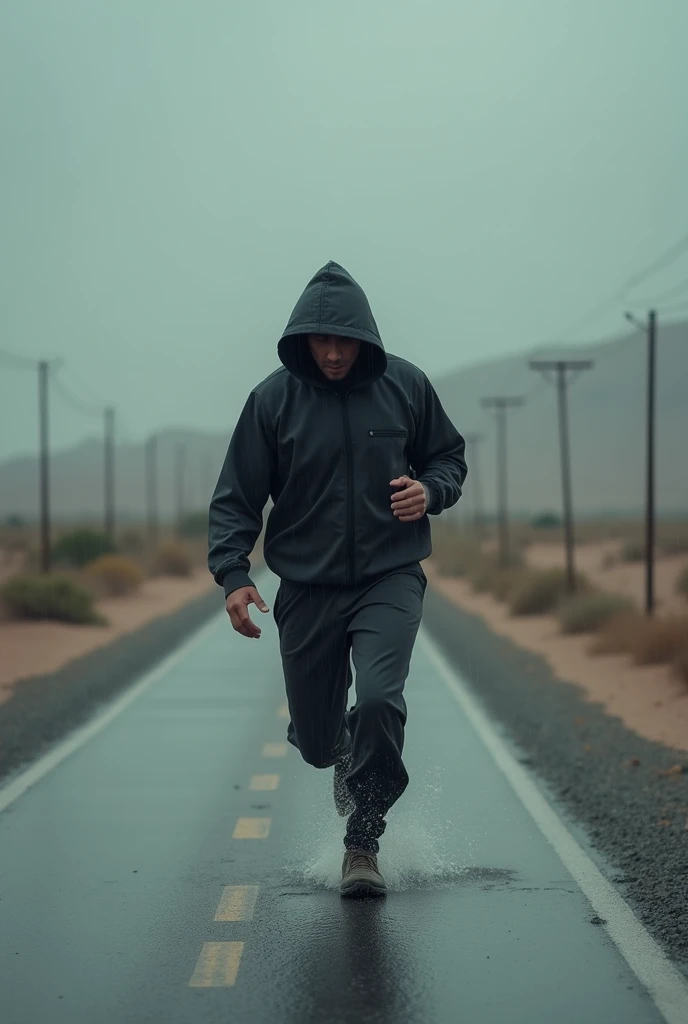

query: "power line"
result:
(0, 348), (37, 370)
(630, 275), (688, 307)
(557, 228), (688, 340)
(50, 368), (105, 417)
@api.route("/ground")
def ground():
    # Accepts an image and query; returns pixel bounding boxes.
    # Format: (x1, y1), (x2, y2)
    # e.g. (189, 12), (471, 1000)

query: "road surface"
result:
(1, 568), (686, 1024)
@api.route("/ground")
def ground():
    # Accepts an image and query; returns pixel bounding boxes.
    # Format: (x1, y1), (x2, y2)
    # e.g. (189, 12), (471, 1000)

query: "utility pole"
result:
(145, 434), (159, 548)
(625, 308), (657, 616)
(38, 361), (51, 573)
(175, 443), (186, 533)
(463, 433), (485, 539)
(201, 451), (213, 510)
(528, 360), (594, 593)
(480, 397), (524, 567)
(104, 406), (115, 541)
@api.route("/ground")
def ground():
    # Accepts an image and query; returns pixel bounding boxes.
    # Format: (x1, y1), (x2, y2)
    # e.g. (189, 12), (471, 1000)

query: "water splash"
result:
(289, 760), (477, 891)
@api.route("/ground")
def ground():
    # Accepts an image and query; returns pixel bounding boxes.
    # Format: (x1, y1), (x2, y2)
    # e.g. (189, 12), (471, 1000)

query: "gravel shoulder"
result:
(421, 574), (688, 974)
(0, 586), (223, 785)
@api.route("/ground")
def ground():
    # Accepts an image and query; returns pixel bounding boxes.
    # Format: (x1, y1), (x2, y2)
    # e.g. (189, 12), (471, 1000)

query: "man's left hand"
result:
(389, 476), (429, 522)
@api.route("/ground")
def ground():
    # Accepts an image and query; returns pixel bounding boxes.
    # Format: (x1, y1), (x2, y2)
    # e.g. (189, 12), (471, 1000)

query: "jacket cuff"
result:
(220, 568), (255, 599)
(420, 479), (441, 516)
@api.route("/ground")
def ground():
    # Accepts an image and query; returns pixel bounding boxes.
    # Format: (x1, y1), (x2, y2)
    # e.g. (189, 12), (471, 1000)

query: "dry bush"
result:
(509, 569), (586, 616)
(592, 612), (688, 665)
(589, 611), (642, 655)
(676, 565), (688, 602)
(84, 555), (144, 597)
(0, 573), (106, 625)
(558, 591), (635, 635)
(621, 539), (645, 563)
(119, 527), (147, 558)
(153, 540), (193, 577)
(627, 616), (688, 666)
(673, 642), (688, 686)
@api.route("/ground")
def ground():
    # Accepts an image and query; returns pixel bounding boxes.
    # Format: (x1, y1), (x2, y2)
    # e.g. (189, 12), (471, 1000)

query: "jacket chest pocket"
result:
(368, 429), (407, 438)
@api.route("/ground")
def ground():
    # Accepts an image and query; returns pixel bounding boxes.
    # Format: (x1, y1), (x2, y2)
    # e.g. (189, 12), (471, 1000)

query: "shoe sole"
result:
(339, 880), (387, 898)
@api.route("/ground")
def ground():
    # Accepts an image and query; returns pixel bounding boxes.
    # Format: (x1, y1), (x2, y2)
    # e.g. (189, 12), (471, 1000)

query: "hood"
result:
(277, 261), (387, 390)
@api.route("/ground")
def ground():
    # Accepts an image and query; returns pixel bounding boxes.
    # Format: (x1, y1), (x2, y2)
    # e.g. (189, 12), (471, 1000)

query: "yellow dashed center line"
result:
(250, 773), (280, 791)
(233, 817), (271, 839)
(214, 885), (260, 922)
(189, 941), (244, 987)
(262, 742), (288, 758)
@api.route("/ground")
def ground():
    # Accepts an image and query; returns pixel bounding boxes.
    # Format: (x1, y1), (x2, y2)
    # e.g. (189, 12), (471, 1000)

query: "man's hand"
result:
(390, 476), (430, 522)
(226, 586), (270, 639)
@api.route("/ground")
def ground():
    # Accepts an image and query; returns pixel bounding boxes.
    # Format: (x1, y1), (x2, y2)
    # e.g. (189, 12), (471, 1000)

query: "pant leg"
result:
(273, 581), (353, 769)
(343, 568), (427, 853)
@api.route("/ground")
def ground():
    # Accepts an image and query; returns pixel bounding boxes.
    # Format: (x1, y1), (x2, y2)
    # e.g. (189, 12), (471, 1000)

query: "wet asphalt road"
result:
(1, 569), (684, 1024)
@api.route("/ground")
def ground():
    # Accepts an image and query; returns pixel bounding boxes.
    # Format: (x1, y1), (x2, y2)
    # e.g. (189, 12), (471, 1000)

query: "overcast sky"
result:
(1, 0), (687, 460)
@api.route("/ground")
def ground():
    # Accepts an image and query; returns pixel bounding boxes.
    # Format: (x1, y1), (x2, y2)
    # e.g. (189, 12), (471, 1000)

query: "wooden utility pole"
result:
(145, 434), (159, 548)
(104, 406), (115, 541)
(479, 397), (524, 566)
(463, 433), (485, 538)
(625, 308), (657, 616)
(528, 360), (594, 593)
(175, 443), (186, 533)
(38, 361), (51, 573)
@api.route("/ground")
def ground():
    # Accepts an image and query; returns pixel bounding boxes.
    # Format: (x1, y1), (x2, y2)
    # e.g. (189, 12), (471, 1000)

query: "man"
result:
(208, 261), (467, 898)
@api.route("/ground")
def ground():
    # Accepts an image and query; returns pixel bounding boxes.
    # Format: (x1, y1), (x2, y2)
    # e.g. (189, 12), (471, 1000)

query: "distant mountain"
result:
(0, 428), (232, 524)
(1, 322), (686, 523)
(433, 320), (688, 518)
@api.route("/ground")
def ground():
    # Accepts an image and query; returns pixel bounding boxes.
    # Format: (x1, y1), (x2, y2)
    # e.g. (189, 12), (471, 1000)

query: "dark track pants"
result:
(273, 565), (427, 854)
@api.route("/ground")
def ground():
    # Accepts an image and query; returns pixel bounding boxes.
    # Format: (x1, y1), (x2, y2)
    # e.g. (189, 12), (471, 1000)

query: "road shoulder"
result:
(421, 575), (688, 975)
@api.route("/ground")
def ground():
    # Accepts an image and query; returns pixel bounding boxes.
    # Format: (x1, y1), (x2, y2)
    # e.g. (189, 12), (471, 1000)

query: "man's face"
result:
(307, 334), (361, 381)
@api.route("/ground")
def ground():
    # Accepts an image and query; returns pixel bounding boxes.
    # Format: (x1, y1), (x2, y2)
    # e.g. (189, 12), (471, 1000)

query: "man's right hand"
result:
(225, 586), (270, 639)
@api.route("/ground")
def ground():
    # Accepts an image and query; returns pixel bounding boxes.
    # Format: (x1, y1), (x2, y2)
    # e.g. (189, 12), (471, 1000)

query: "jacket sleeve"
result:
(410, 372), (467, 516)
(208, 389), (275, 597)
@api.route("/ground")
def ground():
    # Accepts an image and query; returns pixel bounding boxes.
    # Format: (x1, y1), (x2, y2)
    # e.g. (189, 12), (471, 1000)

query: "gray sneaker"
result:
(333, 753), (355, 817)
(340, 849), (387, 898)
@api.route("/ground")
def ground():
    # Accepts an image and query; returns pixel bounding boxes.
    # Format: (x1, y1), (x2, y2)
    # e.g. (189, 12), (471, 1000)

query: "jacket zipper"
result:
(339, 393), (356, 586)
(368, 429), (406, 437)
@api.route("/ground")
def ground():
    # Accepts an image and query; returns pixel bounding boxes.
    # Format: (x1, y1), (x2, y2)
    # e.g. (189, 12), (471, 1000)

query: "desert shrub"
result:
(0, 573), (105, 625)
(85, 555), (144, 596)
(509, 568), (587, 616)
(178, 511), (209, 539)
(676, 565), (688, 601)
(621, 539), (645, 563)
(53, 528), (116, 568)
(531, 512), (561, 529)
(599, 551), (618, 570)
(153, 540), (192, 577)
(673, 642), (688, 685)
(660, 533), (688, 556)
(119, 527), (147, 557)
(558, 591), (635, 635)
(627, 616), (688, 666)
(589, 611), (641, 655)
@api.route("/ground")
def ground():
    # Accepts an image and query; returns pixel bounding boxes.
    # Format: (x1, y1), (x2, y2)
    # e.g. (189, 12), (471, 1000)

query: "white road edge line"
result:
(0, 611), (225, 816)
(419, 627), (688, 1024)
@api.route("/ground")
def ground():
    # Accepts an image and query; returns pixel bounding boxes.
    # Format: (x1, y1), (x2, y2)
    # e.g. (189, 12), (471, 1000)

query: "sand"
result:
(423, 558), (688, 754)
(0, 571), (217, 705)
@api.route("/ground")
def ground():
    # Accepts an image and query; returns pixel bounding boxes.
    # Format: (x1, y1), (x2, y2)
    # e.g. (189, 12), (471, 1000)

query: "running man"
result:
(208, 261), (467, 897)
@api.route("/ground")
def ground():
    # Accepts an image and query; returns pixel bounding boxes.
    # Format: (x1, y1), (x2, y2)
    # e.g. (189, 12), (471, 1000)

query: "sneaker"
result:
(333, 752), (355, 817)
(340, 849), (387, 898)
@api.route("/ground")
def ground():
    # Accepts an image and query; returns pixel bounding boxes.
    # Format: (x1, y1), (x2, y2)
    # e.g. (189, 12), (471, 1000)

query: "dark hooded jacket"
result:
(208, 261), (467, 597)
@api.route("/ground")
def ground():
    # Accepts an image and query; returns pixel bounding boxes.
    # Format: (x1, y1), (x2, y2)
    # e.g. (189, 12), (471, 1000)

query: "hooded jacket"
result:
(208, 261), (467, 597)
